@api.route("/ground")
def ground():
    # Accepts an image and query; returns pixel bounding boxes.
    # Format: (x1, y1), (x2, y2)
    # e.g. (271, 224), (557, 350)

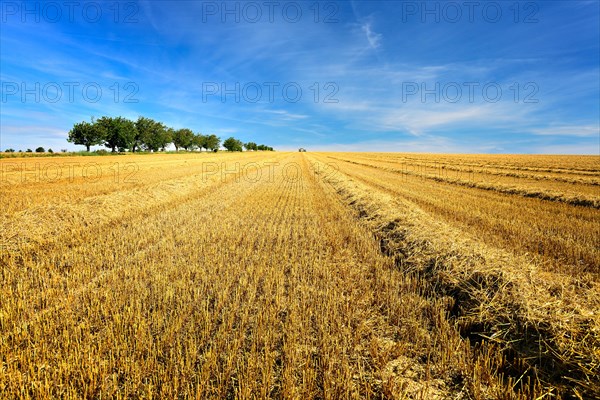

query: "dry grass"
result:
(308, 153), (600, 399)
(321, 153), (600, 274)
(327, 153), (600, 208)
(1, 152), (598, 399)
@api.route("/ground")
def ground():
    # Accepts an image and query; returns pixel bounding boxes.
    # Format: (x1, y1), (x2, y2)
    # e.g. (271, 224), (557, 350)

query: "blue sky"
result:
(1, 0), (599, 153)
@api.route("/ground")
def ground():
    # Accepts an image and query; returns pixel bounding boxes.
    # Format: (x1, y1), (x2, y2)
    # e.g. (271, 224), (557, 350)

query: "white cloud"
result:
(262, 110), (308, 120)
(530, 125), (600, 138)
(377, 105), (501, 135)
(361, 23), (382, 49)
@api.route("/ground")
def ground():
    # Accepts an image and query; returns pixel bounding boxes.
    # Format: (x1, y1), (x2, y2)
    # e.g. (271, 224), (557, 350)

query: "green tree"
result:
(172, 128), (194, 151)
(244, 142), (257, 151)
(132, 116), (149, 152)
(35, 147), (45, 153)
(136, 117), (169, 152)
(26, 149), (32, 152)
(48, 148), (54, 153)
(256, 144), (274, 151)
(160, 128), (173, 151)
(97, 116), (137, 152)
(223, 137), (243, 152)
(203, 134), (221, 152)
(67, 118), (105, 152)
(190, 133), (205, 151)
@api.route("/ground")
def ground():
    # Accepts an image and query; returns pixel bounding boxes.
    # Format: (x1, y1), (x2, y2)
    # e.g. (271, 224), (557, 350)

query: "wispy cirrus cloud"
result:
(361, 22), (382, 49)
(530, 125), (600, 137)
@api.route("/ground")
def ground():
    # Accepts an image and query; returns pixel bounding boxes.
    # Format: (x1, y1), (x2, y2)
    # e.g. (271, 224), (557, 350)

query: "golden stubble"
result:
(1, 152), (597, 399)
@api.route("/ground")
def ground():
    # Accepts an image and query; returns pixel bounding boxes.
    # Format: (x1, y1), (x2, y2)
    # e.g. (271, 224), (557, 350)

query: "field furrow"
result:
(318, 154), (599, 274)
(307, 153), (599, 399)
(326, 154), (600, 208)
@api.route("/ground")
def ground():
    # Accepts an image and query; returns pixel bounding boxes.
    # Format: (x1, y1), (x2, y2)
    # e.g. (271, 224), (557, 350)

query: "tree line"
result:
(67, 116), (274, 153)
(3, 147), (57, 153)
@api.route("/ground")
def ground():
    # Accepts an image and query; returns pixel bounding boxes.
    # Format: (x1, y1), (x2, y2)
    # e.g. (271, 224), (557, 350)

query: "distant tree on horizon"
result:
(136, 117), (169, 152)
(192, 133), (206, 151)
(67, 118), (105, 152)
(257, 144), (274, 151)
(204, 134), (221, 152)
(96, 116), (136, 152)
(223, 137), (243, 152)
(172, 128), (194, 151)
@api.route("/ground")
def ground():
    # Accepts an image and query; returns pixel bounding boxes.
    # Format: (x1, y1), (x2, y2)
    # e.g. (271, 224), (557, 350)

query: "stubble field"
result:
(1, 152), (598, 399)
